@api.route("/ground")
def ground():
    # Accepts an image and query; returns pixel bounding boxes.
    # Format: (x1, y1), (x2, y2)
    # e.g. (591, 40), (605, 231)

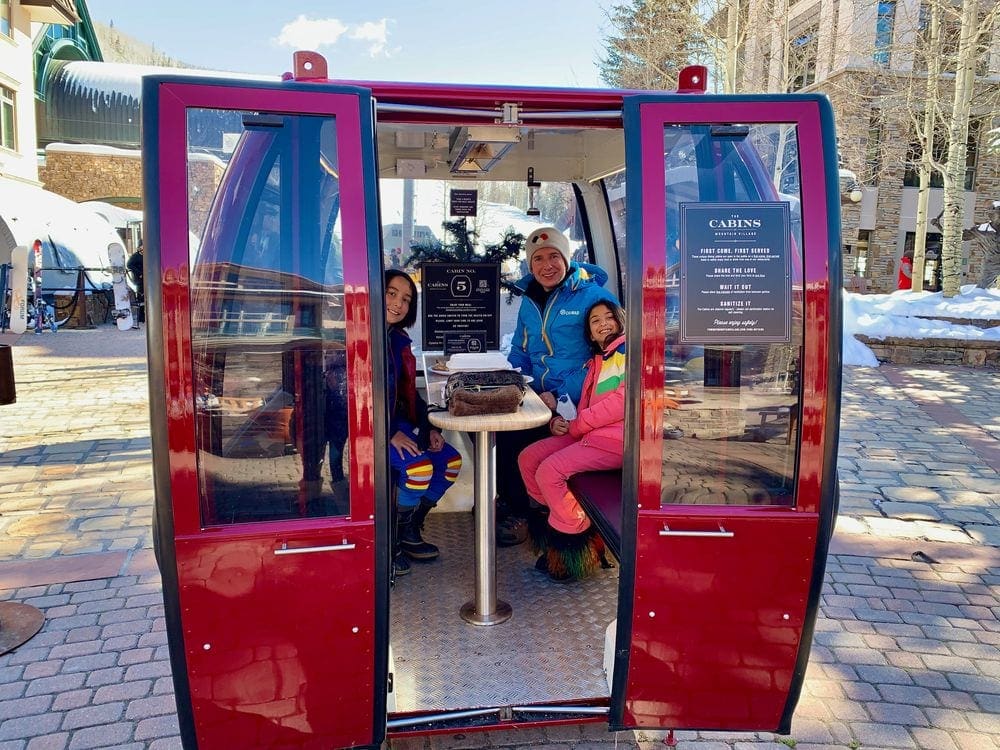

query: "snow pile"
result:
(843, 285), (1000, 367)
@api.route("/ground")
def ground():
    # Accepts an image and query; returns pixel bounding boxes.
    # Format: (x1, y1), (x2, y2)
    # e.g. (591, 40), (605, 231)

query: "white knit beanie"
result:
(525, 226), (571, 268)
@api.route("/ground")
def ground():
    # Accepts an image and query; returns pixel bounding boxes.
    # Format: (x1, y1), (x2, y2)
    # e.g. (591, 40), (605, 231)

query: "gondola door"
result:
(144, 72), (388, 749)
(613, 92), (841, 732)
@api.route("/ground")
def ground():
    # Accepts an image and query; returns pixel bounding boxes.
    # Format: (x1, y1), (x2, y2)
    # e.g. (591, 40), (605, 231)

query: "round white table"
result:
(427, 382), (551, 625)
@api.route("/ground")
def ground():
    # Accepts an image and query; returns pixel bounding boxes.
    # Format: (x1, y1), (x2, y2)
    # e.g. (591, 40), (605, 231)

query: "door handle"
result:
(659, 523), (734, 538)
(274, 540), (355, 555)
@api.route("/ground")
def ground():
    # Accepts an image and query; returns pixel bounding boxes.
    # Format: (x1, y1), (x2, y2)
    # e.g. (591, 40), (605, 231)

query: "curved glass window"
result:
(661, 123), (804, 508)
(187, 109), (347, 525)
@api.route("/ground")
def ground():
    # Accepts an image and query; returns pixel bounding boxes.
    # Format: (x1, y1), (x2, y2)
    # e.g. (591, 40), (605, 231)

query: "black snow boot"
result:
(411, 499), (436, 535)
(399, 506), (439, 561)
(393, 551), (411, 577)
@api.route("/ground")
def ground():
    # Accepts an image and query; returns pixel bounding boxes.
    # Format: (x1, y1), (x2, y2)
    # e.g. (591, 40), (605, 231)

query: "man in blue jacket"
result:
(497, 226), (619, 546)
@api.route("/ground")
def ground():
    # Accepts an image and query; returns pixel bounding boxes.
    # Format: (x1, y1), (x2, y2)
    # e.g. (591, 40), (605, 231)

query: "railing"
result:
(1, 265), (116, 332)
(191, 310), (296, 336)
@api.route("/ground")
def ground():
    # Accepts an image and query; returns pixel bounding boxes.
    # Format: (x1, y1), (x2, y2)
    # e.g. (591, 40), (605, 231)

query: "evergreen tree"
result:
(599, 0), (706, 90)
(404, 218), (525, 299)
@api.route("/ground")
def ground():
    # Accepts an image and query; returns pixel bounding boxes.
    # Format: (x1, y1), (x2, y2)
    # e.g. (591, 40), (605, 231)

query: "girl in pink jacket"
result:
(518, 300), (627, 582)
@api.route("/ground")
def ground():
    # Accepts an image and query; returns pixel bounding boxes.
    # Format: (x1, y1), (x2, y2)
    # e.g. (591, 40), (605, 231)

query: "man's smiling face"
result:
(530, 247), (567, 291)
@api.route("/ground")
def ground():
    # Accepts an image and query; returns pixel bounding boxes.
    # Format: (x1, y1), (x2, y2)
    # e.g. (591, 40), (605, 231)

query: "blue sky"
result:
(85, 1), (613, 88)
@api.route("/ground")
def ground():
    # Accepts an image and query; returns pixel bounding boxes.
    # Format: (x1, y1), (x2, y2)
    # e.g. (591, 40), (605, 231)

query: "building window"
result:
(0, 85), (15, 151)
(904, 129), (945, 189)
(787, 24), (818, 91)
(904, 119), (981, 191)
(903, 231), (942, 291)
(854, 230), (871, 277)
(1, 0), (11, 38)
(873, 1), (896, 67)
(964, 119), (982, 190)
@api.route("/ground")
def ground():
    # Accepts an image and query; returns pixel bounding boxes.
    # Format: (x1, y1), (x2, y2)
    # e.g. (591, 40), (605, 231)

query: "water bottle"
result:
(556, 393), (577, 420)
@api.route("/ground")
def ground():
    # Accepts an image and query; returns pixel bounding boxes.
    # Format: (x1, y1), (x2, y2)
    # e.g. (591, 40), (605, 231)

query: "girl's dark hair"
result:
(384, 269), (418, 329)
(584, 300), (625, 352)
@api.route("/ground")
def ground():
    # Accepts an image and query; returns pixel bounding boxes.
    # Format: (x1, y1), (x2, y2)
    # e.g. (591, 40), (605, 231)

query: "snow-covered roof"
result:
(81, 200), (143, 230)
(38, 59), (277, 148)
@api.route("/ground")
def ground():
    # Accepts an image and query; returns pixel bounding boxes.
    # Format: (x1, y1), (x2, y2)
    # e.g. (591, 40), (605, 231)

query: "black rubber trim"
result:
(608, 94), (645, 729)
(777, 96), (844, 733)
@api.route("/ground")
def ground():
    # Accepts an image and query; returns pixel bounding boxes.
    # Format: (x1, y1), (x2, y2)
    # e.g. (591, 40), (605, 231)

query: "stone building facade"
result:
(40, 143), (224, 239)
(39, 143), (141, 203)
(739, 0), (1000, 293)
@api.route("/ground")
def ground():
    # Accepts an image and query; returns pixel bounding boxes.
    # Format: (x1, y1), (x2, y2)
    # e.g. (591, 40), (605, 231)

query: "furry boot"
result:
(544, 526), (605, 583)
(527, 508), (553, 554)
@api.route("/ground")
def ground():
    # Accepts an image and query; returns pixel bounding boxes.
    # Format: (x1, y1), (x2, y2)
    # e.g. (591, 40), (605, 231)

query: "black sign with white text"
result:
(450, 189), (478, 217)
(421, 262), (500, 352)
(679, 202), (791, 343)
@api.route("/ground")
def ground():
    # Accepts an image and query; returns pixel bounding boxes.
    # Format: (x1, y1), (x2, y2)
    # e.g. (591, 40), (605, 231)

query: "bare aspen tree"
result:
(598, 0), (998, 294)
(808, 0), (998, 294)
(911, 3), (940, 292)
(725, 1), (740, 92)
(938, 0), (998, 296)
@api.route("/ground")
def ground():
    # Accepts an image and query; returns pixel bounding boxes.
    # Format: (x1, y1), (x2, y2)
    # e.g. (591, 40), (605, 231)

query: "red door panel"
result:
(145, 78), (385, 750)
(627, 513), (817, 728)
(177, 524), (376, 748)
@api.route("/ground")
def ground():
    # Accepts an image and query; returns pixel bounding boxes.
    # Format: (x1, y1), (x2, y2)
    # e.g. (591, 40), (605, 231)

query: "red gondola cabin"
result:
(143, 52), (842, 749)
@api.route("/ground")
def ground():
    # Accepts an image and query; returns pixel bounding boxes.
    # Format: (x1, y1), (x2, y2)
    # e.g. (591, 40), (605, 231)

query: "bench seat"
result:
(567, 470), (623, 559)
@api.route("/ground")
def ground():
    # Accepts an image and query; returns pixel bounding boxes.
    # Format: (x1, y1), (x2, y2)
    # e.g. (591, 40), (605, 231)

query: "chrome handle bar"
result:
(659, 524), (734, 538)
(274, 541), (355, 555)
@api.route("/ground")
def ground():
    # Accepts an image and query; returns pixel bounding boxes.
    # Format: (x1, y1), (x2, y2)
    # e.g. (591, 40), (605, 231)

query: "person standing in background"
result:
(897, 247), (913, 290)
(127, 241), (145, 325)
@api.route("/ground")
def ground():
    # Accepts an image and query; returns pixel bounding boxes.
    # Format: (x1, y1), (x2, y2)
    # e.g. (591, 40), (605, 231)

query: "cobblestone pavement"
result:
(1, 327), (998, 750)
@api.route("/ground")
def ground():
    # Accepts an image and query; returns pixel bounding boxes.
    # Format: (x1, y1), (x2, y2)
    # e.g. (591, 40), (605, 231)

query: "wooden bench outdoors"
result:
(567, 470), (623, 560)
(757, 405), (799, 445)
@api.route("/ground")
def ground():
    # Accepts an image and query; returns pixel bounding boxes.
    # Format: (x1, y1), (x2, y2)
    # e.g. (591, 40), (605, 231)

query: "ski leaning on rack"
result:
(108, 242), (134, 331)
(8, 246), (28, 335)
(29, 240), (56, 333)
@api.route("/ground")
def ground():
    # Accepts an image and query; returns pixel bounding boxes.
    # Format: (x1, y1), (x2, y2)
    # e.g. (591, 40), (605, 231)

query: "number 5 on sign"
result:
(8, 245), (28, 335)
(450, 275), (471, 297)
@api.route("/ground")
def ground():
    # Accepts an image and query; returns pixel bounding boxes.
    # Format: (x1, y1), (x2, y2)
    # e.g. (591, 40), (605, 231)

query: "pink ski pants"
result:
(518, 434), (622, 534)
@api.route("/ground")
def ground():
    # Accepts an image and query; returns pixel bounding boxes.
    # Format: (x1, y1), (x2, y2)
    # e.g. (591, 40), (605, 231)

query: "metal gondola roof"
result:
(37, 60), (274, 148)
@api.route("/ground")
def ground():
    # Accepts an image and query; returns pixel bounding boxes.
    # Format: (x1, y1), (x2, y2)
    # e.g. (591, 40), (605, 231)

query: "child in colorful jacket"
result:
(384, 270), (462, 576)
(517, 300), (627, 582)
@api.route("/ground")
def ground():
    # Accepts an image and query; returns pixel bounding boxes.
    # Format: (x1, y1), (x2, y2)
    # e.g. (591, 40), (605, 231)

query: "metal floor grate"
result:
(389, 511), (619, 713)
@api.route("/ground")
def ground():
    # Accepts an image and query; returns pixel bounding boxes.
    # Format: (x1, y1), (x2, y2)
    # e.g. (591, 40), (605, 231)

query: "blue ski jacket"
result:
(507, 261), (618, 402)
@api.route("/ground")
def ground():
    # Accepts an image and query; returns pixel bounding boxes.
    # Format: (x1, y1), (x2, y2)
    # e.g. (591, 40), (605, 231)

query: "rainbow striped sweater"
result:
(567, 334), (626, 453)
